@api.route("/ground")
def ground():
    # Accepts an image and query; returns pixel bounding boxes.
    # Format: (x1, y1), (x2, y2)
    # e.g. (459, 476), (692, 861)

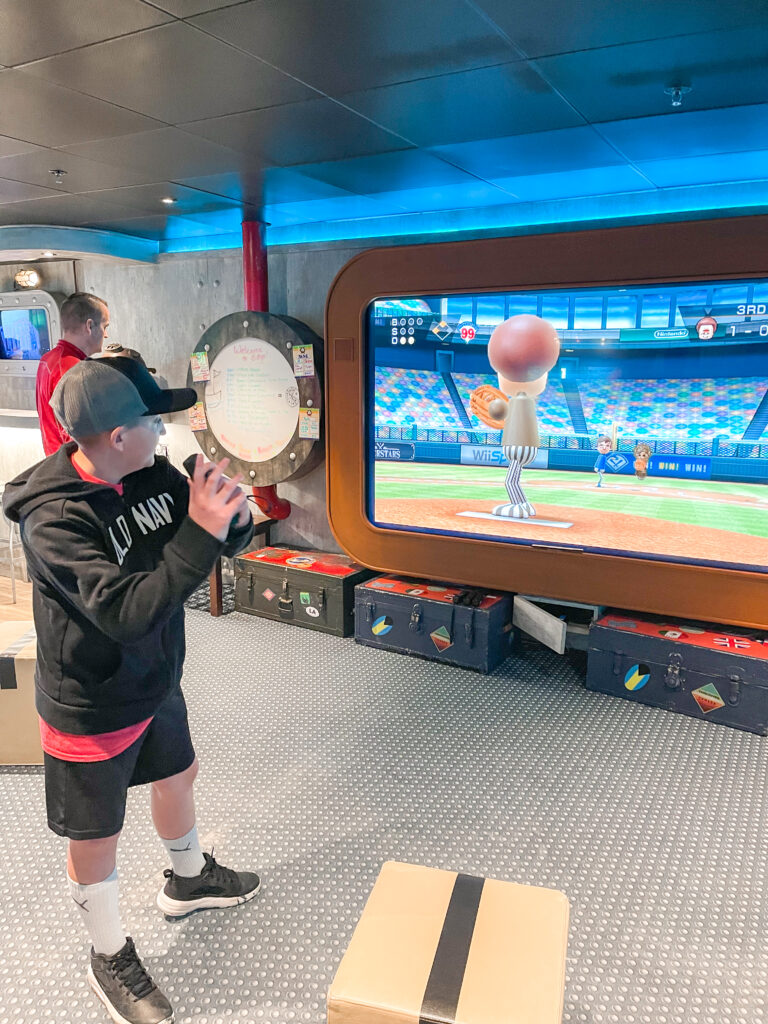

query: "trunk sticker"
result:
(286, 556), (315, 568)
(692, 683), (726, 714)
(624, 664), (651, 691)
(300, 592), (311, 605)
(305, 607), (320, 618)
(372, 616), (393, 636)
(431, 626), (454, 653)
(713, 636), (752, 650)
(262, 588), (275, 602)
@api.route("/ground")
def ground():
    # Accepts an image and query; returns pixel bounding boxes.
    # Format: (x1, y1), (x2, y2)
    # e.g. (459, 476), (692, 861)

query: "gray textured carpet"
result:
(0, 609), (765, 1024)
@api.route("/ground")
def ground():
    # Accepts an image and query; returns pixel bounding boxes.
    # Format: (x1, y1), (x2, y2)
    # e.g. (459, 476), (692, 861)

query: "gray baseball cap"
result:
(51, 356), (197, 439)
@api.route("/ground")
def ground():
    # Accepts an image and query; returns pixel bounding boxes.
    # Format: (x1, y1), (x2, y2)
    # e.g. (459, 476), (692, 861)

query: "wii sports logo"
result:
(460, 446), (548, 468)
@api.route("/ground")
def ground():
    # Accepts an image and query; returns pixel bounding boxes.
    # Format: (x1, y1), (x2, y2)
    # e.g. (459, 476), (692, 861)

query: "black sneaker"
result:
(156, 850), (261, 918)
(88, 937), (173, 1024)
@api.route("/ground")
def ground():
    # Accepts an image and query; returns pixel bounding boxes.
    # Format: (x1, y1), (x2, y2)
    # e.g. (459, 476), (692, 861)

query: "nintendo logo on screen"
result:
(653, 328), (689, 340)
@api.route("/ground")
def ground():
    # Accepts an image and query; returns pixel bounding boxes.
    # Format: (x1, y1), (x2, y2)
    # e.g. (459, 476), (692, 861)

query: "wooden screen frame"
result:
(325, 216), (768, 628)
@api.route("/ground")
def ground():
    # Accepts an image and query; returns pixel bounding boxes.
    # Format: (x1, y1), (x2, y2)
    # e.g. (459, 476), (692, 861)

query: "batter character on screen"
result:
(469, 315), (560, 519)
(594, 435), (612, 487)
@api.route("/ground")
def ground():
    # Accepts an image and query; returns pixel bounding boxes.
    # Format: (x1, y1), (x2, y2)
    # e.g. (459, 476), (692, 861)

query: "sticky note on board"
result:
(293, 344), (315, 377)
(189, 402), (208, 431)
(190, 351), (210, 382)
(299, 407), (320, 439)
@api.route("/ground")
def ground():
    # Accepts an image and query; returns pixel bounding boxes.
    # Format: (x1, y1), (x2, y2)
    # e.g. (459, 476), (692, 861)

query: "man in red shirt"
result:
(36, 292), (110, 455)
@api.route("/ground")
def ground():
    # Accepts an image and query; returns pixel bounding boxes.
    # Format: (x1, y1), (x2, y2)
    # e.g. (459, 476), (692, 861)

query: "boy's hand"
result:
(187, 455), (246, 542)
(233, 496), (252, 529)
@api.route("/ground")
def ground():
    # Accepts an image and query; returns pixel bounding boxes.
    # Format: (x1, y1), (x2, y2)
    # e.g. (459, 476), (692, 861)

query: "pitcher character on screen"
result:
(594, 434), (612, 487)
(469, 315), (560, 519)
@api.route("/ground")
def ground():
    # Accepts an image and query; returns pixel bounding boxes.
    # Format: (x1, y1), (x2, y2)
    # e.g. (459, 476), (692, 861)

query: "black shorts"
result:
(44, 687), (196, 841)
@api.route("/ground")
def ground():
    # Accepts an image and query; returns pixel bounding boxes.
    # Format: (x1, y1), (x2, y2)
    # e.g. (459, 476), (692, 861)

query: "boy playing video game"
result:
(3, 356), (260, 1024)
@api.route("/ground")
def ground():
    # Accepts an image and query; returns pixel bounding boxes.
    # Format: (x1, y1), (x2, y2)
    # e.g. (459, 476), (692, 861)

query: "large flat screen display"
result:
(366, 278), (768, 573)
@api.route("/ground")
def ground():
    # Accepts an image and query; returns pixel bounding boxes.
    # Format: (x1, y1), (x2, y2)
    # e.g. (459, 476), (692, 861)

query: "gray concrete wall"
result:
(0, 243), (371, 551)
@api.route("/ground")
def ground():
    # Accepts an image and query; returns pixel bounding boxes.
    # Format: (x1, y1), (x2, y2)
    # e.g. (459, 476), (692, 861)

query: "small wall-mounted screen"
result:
(365, 277), (768, 573)
(0, 307), (51, 360)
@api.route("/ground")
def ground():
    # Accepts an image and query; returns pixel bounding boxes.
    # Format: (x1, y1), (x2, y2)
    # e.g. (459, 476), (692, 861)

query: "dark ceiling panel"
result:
(89, 181), (245, 216)
(80, 211), (237, 240)
(192, 0), (518, 94)
(430, 126), (628, 180)
(0, 193), (145, 226)
(342, 62), (584, 148)
(296, 150), (477, 195)
(0, 177), (60, 205)
(0, 135), (42, 160)
(77, 214), (175, 241)
(537, 26), (768, 123)
(475, 0), (766, 57)
(0, 70), (162, 147)
(262, 167), (356, 205)
(22, 22), (315, 123)
(60, 128), (251, 180)
(0, 147), (158, 193)
(173, 171), (265, 204)
(0, 0), (171, 66)
(182, 98), (409, 166)
(597, 104), (768, 162)
(177, 168), (355, 206)
(147, 0), (244, 15)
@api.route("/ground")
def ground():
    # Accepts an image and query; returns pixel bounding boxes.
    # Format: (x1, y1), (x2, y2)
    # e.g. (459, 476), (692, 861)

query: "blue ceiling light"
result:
(257, 180), (768, 248)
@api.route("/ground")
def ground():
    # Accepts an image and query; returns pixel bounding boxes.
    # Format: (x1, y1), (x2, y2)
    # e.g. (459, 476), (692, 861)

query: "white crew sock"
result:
(68, 867), (126, 957)
(161, 825), (206, 877)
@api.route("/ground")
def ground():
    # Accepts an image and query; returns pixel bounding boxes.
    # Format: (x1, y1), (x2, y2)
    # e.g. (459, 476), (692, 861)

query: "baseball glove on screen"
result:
(469, 385), (507, 429)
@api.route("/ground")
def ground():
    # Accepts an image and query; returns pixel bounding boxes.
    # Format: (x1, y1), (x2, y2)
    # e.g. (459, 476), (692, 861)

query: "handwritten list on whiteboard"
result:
(204, 337), (299, 463)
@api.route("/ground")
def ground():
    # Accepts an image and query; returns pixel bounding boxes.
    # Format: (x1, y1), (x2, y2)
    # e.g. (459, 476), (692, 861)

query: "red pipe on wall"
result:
(242, 220), (269, 313)
(242, 219), (291, 520)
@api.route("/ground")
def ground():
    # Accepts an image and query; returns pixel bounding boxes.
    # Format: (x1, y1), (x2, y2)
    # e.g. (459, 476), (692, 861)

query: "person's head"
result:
(60, 292), (109, 356)
(99, 343), (157, 374)
(597, 435), (612, 454)
(50, 356), (196, 478)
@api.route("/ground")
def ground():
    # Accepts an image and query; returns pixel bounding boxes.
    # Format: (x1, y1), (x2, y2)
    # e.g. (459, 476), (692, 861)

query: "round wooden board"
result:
(187, 311), (323, 485)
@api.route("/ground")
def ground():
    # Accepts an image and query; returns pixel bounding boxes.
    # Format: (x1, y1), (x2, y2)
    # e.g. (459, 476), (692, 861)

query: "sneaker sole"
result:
(156, 877), (262, 918)
(87, 966), (174, 1024)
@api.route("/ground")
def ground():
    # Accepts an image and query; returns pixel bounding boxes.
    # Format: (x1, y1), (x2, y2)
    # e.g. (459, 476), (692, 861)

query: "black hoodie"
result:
(3, 444), (254, 734)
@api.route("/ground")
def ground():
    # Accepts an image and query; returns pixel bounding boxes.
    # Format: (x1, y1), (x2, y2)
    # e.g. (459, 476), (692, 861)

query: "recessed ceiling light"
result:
(42, 251), (55, 258)
(161, 196), (176, 205)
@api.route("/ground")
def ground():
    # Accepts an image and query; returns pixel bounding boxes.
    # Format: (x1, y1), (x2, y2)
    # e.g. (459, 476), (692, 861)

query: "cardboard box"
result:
(0, 620), (41, 765)
(328, 861), (569, 1024)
